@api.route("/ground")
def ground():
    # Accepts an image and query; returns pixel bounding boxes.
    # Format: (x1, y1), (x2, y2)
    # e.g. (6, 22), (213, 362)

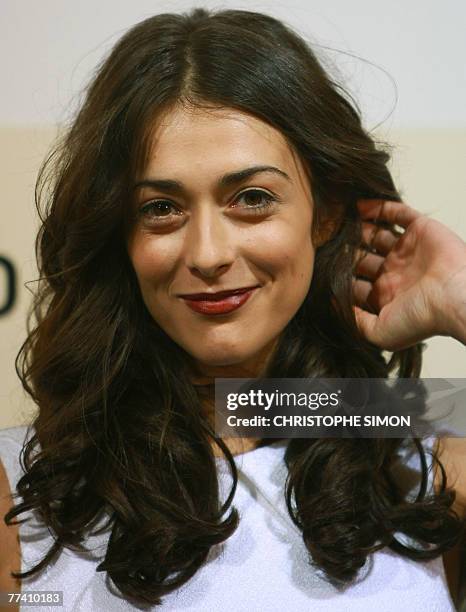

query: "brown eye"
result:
(233, 189), (278, 213)
(137, 200), (184, 226)
(139, 201), (176, 217)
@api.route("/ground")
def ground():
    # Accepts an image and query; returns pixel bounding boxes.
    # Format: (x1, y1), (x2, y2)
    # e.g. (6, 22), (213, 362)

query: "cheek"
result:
(127, 235), (176, 289)
(252, 218), (314, 281)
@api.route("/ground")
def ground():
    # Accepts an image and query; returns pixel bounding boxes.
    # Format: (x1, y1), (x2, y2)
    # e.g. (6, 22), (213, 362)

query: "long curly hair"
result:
(5, 7), (463, 606)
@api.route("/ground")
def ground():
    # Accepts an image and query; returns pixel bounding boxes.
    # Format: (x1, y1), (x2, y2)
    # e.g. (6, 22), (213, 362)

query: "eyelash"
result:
(137, 189), (278, 224)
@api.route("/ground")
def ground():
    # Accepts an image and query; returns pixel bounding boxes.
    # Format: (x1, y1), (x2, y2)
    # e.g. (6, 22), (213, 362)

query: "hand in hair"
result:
(352, 199), (466, 349)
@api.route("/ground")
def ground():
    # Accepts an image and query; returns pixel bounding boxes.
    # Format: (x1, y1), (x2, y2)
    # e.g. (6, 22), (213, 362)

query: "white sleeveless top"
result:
(0, 425), (455, 611)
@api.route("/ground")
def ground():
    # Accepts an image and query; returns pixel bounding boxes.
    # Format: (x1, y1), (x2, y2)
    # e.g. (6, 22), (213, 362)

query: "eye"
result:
(138, 200), (181, 222)
(232, 189), (278, 213)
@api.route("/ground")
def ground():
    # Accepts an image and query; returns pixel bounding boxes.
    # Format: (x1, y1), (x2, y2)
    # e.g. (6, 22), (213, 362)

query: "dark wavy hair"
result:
(5, 6), (464, 607)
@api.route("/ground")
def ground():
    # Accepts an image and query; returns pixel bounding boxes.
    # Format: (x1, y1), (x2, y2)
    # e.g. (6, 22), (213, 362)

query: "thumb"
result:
(353, 305), (383, 347)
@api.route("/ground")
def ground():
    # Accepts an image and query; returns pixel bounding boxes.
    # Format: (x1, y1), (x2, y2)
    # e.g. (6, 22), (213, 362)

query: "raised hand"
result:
(352, 199), (466, 350)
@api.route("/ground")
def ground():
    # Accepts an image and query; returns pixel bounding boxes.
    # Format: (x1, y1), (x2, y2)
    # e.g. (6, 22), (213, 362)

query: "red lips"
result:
(180, 287), (258, 315)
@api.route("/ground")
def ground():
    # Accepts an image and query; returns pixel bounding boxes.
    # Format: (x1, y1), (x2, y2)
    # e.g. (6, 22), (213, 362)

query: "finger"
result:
(357, 199), (423, 229)
(361, 222), (399, 255)
(352, 277), (378, 311)
(353, 248), (385, 279)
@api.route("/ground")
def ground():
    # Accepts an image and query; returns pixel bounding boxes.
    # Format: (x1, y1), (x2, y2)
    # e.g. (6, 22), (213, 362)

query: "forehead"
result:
(140, 104), (310, 187)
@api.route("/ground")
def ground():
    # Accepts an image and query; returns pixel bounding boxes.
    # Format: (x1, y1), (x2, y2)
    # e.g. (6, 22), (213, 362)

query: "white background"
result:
(1, 0), (465, 128)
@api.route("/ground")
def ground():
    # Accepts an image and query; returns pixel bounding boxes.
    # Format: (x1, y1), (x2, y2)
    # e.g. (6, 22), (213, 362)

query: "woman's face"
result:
(127, 104), (316, 377)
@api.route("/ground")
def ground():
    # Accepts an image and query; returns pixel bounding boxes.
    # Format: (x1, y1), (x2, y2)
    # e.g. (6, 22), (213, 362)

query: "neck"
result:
(188, 336), (281, 456)
(192, 341), (277, 457)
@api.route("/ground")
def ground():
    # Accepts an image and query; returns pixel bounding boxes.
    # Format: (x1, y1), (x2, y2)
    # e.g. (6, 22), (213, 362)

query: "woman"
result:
(1, 7), (465, 611)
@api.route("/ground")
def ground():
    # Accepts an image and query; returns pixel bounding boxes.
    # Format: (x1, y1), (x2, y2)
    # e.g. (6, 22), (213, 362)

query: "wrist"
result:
(443, 276), (466, 345)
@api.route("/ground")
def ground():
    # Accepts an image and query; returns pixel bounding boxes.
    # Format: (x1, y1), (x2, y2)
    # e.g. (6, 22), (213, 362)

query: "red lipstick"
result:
(180, 286), (259, 315)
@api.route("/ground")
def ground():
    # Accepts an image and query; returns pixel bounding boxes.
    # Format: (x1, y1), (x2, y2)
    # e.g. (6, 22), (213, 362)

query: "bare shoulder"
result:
(0, 456), (22, 596)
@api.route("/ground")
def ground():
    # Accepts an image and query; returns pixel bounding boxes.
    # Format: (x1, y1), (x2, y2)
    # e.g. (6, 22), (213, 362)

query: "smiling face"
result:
(126, 104), (317, 379)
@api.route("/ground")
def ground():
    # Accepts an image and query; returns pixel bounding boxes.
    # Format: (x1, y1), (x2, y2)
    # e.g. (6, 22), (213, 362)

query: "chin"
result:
(194, 354), (245, 367)
(190, 346), (253, 368)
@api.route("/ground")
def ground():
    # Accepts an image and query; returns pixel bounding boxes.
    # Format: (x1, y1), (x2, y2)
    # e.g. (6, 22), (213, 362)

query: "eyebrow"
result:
(132, 165), (292, 194)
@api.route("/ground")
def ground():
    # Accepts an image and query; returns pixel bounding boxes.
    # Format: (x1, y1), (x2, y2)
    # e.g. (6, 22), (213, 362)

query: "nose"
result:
(184, 204), (235, 278)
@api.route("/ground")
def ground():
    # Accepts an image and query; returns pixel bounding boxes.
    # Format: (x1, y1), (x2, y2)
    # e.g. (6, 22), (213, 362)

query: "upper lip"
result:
(178, 285), (260, 300)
